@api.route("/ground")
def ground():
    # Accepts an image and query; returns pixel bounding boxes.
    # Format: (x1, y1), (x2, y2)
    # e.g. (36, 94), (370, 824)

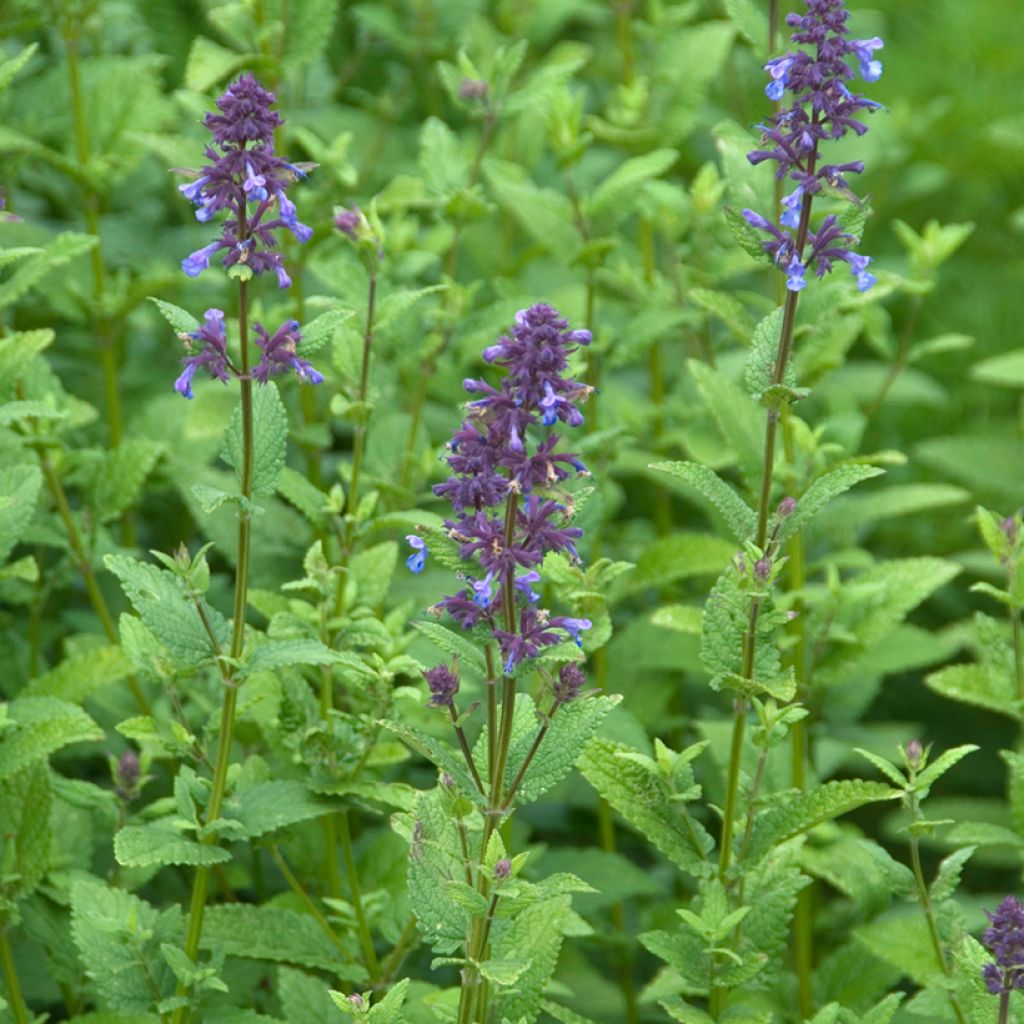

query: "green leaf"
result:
(746, 781), (899, 866)
(971, 347), (1024, 389)
(542, 1001), (603, 1024)
(493, 896), (570, 1021)
(853, 748), (907, 788)
(506, 695), (620, 804)
(618, 532), (738, 594)
(91, 439), (164, 522)
(222, 382), (288, 496)
(0, 400), (66, 426)
(0, 42), (38, 94)
(276, 466), (328, 524)
(0, 232), (98, 308)
(0, 697), (104, 781)
(0, 464), (42, 564)
(419, 116), (468, 197)
(114, 822), (232, 868)
(690, 288), (757, 343)
(689, 360), (763, 488)
(26, 644), (132, 703)
(650, 462), (756, 542)
(200, 904), (358, 977)
(723, 0), (769, 51)
(929, 845), (975, 901)
(244, 639), (372, 677)
(588, 149), (678, 227)
(282, 0), (340, 71)
(915, 744), (979, 792)
(105, 554), (228, 669)
(776, 464), (886, 545)
(925, 661), (1017, 718)
(149, 297), (199, 334)
(366, 977), (410, 1023)
(383, 721), (482, 803)
(70, 877), (178, 1014)
(411, 619), (487, 676)
(484, 158), (578, 257)
(298, 309), (353, 357)
(351, 541), (398, 608)
(225, 780), (335, 839)
(579, 738), (714, 876)
(0, 328), (54, 379)
(743, 309), (789, 403)
(0, 761), (51, 903)
(184, 35), (251, 93)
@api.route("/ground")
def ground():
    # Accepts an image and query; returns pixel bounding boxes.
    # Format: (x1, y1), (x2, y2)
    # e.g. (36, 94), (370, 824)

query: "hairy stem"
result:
(451, 702), (486, 795)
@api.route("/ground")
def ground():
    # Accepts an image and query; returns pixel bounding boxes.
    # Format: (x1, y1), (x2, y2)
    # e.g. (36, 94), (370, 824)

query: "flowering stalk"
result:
(0, 928), (29, 1024)
(983, 895), (1024, 1022)
(169, 74), (318, 1024)
(408, 304), (594, 1023)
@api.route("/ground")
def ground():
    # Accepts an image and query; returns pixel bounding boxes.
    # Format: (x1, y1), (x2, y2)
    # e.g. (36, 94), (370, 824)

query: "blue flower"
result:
(182, 241), (221, 278)
(850, 36), (884, 82)
(243, 161), (268, 201)
(514, 570), (542, 603)
(174, 363), (198, 400)
(763, 55), (795, 100)
(470, 571), (496, 608)
(785, 258), (807, 292)
(555, 616), (592, 647)
(780, 187), (804, 229)
(846, 252), (877, 292)
(405, 535), (429, 574)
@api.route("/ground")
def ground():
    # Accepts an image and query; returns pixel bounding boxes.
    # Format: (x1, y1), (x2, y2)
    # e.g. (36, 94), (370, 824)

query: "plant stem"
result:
(379, 915), (420, 986)
(35, 445), (151, 715)
(65, 29), (123, 452)
(451, 702), (486, 795)
(598, 796), (639, 1024)
(171, 278), (254, 1024)
(0, 929), (29, 1024)
(717, 696), (749, 881)
(863, 294), (923, 425)
(269, 845), (353, 962)
(339, 808), (380, 982)
(908, 793), (968, 1024)
(348, 268), (378, 517)
(999, 991), (1010, 1024)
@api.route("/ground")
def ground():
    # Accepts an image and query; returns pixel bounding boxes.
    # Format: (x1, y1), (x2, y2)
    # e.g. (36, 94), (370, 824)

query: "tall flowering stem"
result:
(408, 304), (594, 1023)
(713, 1), (882, 1014)
(170, 74), (318, 1024)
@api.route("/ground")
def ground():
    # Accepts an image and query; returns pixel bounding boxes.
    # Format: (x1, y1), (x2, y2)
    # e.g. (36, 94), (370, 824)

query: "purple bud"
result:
(440, 772), (454, 789)
(348, 993), (364, 1009)
(424, 664), (459, 707)
(777, 496), (797, 518)
(554, 663), (586, 704)
(754, 558), (772, 581)
(494, 858), (511, 879)
(458, 78), (489, 101)
(115, 750), (140, 799)
(906, 739), (923, 766)
(1001, 516), (1019, 546)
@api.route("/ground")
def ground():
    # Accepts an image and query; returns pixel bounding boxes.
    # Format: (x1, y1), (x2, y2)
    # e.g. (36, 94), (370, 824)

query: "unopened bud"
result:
(777, 496), (797, 518)
(115, 749), (140, 800)
(440, 772), (454, 789)
(334, 207), (361, 239)
(1001, 516), (1019, 546)
(906, 739), (923, 767)
(494, 858), (511, 879)
(754, 557), (772, 581)
(348, 993), (364, 1009)
(458, 78), (489, 101)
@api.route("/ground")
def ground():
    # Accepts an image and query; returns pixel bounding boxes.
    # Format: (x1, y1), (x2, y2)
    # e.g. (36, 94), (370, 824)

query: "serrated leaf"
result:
(0, 463), (42, 563)
(114, 822), (232, 868)
(70, 878), (178, 1014)
(651, 462), (756, 542)
(0, 697), (104, 781)
(410, 619), (487, 676)
(744, 308), (789, 402)
(689, 360), (763, 488)
(276, 466), (328, 524)
(930, 845), (975, 902)
(746, 781), (899, 866)
(0, 400), (67, 426)
(915, 744), (979, 791)
(299, 309), (352, 357)
(587, 148), (678, 227)
(0, 328), (54, 379)
(149, 297), (199, 334)
(0, 42), (38, 94)
(244, 639), (371, 677)
(200, 904), (357, 977)
(485, 158), (579, 257)
(419, 116), (468, 197)
(723, 206), (774, 266)
(105, 554), (228, 669)
(225, 780), (335, 838)
(690, 288), (757, 343)
(853, 748), (907, 788)
(351, 541), (397, 608)
(0, 231), (98, 308)
(222, 382), (288, 496)
(92, 439), (163, 521)
(26, 644), (132, 703)
(723, 0), (769, 50)
(0, 761), (51, 902)
(282, 0), (340, 71)
(580, 738), (713, 876)
(494, 895), (570, 1020)
(776, 464), (885, 545)
(506, 695), (620, 804)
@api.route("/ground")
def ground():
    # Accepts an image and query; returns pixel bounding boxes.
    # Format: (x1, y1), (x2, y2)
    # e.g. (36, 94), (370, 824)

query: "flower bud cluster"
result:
(983, 895), (1024, 995)
(742, 0), (882, 293)
(411, 304), (595, 678)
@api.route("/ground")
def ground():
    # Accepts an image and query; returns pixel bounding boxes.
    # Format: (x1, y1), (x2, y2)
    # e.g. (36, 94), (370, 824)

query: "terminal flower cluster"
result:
(742, 0), (882, 293)
(410, 304), (595, 677)
(173, 75), (322, 399)
(179, 73), (312, 288)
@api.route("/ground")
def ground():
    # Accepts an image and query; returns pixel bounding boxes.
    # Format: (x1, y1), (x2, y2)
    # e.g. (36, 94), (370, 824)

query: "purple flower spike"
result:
(742, 0), (881, 293)
(982, 895), (1024, 994)
(423, 664), (459, 707)
(427, 304), (595, 679)
(176, 73), (311, 287)
(406, 535), (429, 574)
